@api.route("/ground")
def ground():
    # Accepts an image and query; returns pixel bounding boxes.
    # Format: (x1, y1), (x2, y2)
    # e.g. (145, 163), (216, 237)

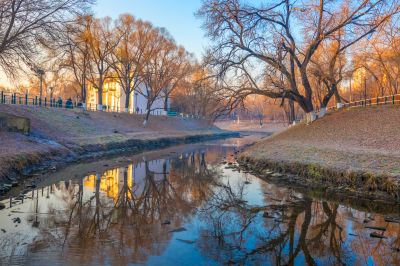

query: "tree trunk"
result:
(164, 95), (169, 111)
(302, 97), (316, 124)
(288, 99), (295, 124)
(300, 69), (314, 112)
(81, 69), (87, 104)
(125, 90), (131, 113)
(97, 81), (103, 111)
(81, 83), (86, 103)
(81, 82), (87, 110)
(321, 84), (336, 107)
(334, 87), (342, 105)
(299, 67), (316, 123)
(143, 100), (152, 127)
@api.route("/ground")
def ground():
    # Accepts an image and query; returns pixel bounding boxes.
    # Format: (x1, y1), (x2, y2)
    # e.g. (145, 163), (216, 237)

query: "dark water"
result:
(1, 135), (400, 266)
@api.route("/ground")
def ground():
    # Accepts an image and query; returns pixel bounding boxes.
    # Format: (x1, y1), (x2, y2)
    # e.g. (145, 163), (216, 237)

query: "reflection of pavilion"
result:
(83, 159), (170, 202)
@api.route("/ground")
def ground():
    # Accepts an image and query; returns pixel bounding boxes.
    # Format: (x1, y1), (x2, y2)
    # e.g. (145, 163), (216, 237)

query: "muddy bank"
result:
(3, 135), (400, 266)
(0, 105), (241, 193)
(238, 153), (400, 204)
(238, 106), (400, 203)
(0, 130), (239, 195)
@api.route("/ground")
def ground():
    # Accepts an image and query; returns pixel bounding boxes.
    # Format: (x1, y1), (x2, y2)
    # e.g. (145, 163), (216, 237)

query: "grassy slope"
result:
(0, 105), (221, 179)
(243, 105), (400, 177)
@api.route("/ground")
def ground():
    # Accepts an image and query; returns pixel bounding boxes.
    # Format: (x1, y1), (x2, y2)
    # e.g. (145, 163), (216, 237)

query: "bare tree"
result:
(86, 17), (120, 110)
(309, 34), (347, 116)
(350, 17), (400, 100)
(62, 15), (93, 107)
(0, 0), (93, 79)
(161, 46), (193, 112)
(198, 0), (400, 122)
(139, 28), (179, 126)
(110, 15), (156, 112)
(171, 64), (236, 122)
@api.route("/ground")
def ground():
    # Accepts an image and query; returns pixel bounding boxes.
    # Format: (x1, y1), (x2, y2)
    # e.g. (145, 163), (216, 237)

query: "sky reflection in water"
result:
(1, 136), (400, 266)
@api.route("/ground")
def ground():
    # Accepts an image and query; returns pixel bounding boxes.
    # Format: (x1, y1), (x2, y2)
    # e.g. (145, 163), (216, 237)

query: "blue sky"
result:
(94, 0), (207, 59)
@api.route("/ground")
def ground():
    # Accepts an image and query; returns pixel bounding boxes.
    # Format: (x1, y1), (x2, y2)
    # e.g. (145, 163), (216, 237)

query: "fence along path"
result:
(329, 94), (400, 111)
(0, 91), (124, 112)
(1, 91), (62, 108)
(0, 91), (204, 119)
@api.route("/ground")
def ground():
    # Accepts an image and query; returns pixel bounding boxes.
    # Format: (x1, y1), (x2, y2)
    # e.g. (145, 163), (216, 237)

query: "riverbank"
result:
(3, 134), (398, 265)
(215, 120), (287, 135)
(0, 105), (238, 191)
(239, 105), (400, 202)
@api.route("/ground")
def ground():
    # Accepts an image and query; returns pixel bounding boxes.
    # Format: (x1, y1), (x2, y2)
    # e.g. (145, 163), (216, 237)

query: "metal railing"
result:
(328, 94), (400, 112)
(86, 103), (122, 113)
(343, 94), (400, 108)
(0, 91), (66, 108)
(0, 91), (203, 119)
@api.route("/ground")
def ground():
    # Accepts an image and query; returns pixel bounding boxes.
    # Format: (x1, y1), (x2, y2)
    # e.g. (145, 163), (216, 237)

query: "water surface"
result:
(1, 135), (400, 265)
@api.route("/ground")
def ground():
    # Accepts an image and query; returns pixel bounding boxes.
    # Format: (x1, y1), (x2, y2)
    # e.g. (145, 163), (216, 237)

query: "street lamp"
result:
(28, 63), (45, 103)
(36, 69), (45, 101)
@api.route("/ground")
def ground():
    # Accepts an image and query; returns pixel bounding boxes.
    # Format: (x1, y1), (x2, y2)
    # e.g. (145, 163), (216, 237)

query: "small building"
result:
(86, 78), (168, 115)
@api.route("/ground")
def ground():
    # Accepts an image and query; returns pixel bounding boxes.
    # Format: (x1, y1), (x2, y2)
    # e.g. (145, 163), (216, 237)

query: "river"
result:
(0, 134), (400, 265)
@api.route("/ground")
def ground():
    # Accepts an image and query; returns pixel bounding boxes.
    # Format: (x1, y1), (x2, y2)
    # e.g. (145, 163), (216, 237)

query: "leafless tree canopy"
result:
(198, 0), (400, 119)
(86, 17), (120, 108)
(61, 15), (93, 103)
(0, 0), (93, 78)
(139, 28), (193, 126)
(59, 14), (195, 123)
(110, 15), (153, 110)
(171, 64), (236, 121)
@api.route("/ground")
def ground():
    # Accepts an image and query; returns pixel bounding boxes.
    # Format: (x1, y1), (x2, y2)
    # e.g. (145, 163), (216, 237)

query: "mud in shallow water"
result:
(1, 135), (400, 266)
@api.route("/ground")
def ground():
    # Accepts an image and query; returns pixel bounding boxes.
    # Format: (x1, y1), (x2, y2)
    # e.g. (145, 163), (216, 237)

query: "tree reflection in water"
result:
(32, 150), (221, 264)
(2, 146), (400, 265)
(196, 178), (400, 265)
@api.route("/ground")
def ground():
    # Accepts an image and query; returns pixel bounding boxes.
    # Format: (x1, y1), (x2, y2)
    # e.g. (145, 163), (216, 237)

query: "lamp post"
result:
(29, 64), (45, 104)
(37, 69), (45, 102)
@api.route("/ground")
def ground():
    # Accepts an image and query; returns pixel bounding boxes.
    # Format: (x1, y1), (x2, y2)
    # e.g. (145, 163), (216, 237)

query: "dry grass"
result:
(0, 105), (222, 181)
(0, 105), (216, 145)
(215, 120), (287, 133)
(0, 132), (69, 179)
(244, 105), (400, 179)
